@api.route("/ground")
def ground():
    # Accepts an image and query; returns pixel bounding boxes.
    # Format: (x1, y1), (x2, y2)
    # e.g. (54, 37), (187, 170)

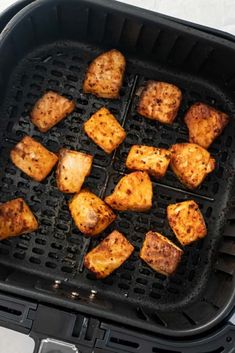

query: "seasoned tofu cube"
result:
(31, 91), (75, 132)
(167, 200), (207, 246)
(137, 81), (182, 124)
(0, 198), (38, 240)
(56, 149), (93, 193)
(10, 136), (58, 182)
(69, 189), (116, 236)
(84, 230), (134, 278)
(105, 171), (153, 211)
(126, 145), (171, 179)
(184, 102), (229, 149)
(140, 231), (183, 276)
(83, 49), (126, 99)
(84, 107), (126, 154)
(170, 143), (215, 189)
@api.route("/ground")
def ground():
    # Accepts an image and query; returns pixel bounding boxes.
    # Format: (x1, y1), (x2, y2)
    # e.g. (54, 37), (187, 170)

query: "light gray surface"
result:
(0, 0), (234, 352)
(0, 327), (35, 353)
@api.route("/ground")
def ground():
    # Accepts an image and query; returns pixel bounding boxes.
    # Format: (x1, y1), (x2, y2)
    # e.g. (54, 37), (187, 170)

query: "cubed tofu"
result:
(170, 143), (215, 189)
(10, 136), (58, 182)
(68, 189), (116, 236)
(84, 107), (126, 154)
(84, 230), (134, 278)
(140, 231), (183, 276)
(56, 149), (93, 193)
(137, 81), (182, 124)
(167, 200), (207, 246)
(0, 198), (38, 240)
(104, 171), (153, 211)
(126, 145), (171, 179)
(184, 102), (229, 149)
(31, 91), (75, 132)
(83, 49), (126, 99)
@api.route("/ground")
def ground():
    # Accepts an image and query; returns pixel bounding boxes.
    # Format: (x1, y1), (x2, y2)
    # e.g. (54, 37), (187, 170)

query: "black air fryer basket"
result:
(0, 0), (235, 352)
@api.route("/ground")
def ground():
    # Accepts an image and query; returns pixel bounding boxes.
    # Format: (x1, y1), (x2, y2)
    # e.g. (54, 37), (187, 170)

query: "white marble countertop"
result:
(0, 0), (234, 352)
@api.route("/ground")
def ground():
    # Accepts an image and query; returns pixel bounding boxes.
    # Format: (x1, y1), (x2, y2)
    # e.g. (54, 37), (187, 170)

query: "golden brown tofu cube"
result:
(69, 189), (116, 236)
(83, 49), (126, 99)
(137, 81), (182, 124)
(31, 91), (75, 132)
(167, 200), (207, 246)
(126, 145), (171, 179)
(56, 149), (93, 193)
(140, 231), (183, 276)
(105, 171), (153, 212)
(84, 230), (134, 278)
(10, 136), (58, 182)
(170, 143), (215, 189)
(0, 198), (38, 240)
(184, 102), (229, 149)
(84, 107), (126, 154)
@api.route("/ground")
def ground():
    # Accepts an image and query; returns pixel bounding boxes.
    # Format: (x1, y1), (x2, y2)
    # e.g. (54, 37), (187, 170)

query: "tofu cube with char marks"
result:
(104, 171), (153, 212)
(84, 230), (134, 279)
(83, 49), (126, 99)
(126, 145), (171, 179)
(84, 107), (126, 154)
(137, 81), (182, 124)
(69, 189), (116, 236)
(10, 136), (58, 182)
(56, 149), (93, 193)
(167, 200), (207, 246)
(31, 91), (75, 132)
(140, 231), (183, 276)
(184, 102), (229, 149)
(170, 143), (215, 189)
(0, 198), (38, 240)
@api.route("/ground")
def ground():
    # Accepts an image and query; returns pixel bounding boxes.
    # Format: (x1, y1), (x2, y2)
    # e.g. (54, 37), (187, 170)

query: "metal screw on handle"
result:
(53, 280), (61, 289)
(71, 291), (80, 299)
(89, 289), (97, 299)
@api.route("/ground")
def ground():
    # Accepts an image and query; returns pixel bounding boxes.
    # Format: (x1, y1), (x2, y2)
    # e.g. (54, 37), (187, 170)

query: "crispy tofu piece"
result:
(167, 200), (207, 246)
(0, 198), (38, 240)
(137, 81), (182, 124)
(105, 171), (153, 211)
(31, 91), (75, 132)
(140, 231), (183, 276)
(84, 107), (126, 154)
(170, 143), (215, 189)
(69, 189), (116, 236)
(84, 230), (134, 278)
(126, 145), (171, 179)
(83, 49), (126, 99)
(56, 149), (93, 193)
(184, 102), (229, 149)
(10, 136), (58, 182)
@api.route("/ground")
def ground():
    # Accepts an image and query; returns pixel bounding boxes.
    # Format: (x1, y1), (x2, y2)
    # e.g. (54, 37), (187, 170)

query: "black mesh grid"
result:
(0, 41), (235, 311)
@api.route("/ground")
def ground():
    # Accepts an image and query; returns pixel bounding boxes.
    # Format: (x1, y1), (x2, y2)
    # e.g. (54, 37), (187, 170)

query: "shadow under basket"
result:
(0, 0), (235, 338)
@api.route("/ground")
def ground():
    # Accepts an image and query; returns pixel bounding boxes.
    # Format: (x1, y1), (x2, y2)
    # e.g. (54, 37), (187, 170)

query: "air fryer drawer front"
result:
(0, 292), (234, 353)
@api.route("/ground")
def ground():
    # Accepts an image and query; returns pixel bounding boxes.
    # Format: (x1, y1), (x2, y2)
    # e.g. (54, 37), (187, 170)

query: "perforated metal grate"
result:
(0, 41), (235, 312)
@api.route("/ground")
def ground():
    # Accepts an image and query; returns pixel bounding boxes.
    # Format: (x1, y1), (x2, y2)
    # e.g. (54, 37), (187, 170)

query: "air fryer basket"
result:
(0, 0), (235, 337)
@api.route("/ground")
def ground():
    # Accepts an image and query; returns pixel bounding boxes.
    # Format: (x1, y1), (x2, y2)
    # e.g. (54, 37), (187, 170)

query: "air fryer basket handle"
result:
(0, 295), (232, 353)
(28, 304), (235, 353)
